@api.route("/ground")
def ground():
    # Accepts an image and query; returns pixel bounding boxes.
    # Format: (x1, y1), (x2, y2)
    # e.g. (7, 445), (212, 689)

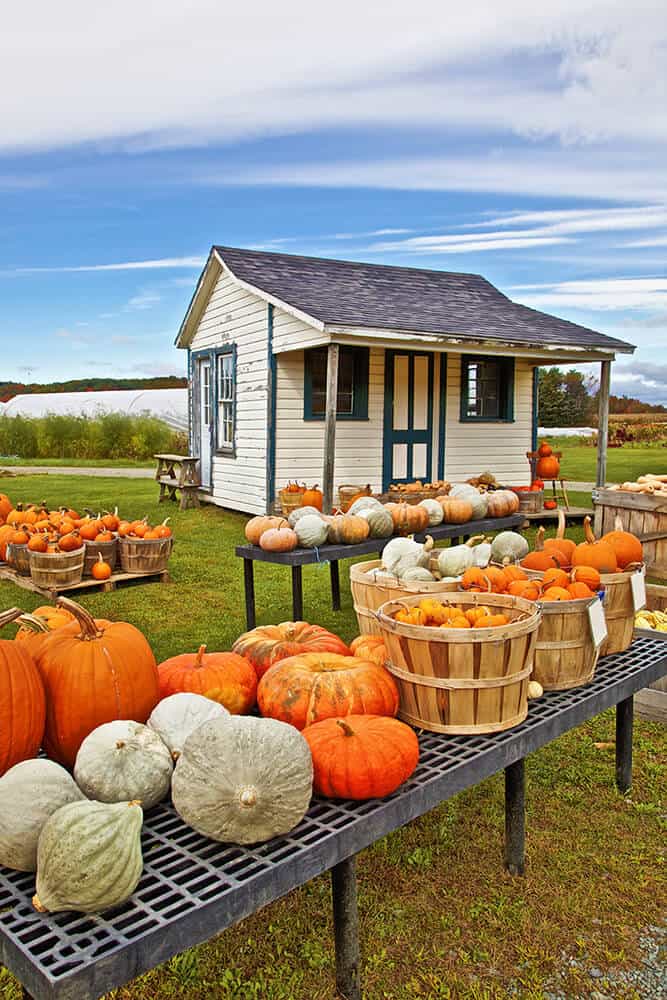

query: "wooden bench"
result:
(154, 454), (200, 510)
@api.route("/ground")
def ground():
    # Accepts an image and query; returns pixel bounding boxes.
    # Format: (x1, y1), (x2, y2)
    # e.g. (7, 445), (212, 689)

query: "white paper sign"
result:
(631, 567), (647, 611)
(588, 598), (608, 648)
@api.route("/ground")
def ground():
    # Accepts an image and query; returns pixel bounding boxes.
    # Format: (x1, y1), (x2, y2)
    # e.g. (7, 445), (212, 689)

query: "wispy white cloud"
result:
(511, 277), (667, 311)
(126, 289), (161, 310)
(371, 232), (572, 254)
(4, 256), (205, 275)
(622, 235), (667, 248)
(464, 204), (667, 235)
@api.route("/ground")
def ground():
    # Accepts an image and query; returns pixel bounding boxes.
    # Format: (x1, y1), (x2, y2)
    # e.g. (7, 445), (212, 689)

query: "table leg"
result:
(291, 565), (304, 620)
(332, 856), (362, 1000)
(330, 560), (341, 612)
(504, 758), (526, 876)
(615, 696), (634, 793)
(243, 559), (256, 631)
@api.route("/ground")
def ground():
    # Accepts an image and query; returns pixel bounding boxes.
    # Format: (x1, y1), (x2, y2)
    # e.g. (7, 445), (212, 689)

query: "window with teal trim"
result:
(304, 346), (369, 420)
(460, 356), (514, 422)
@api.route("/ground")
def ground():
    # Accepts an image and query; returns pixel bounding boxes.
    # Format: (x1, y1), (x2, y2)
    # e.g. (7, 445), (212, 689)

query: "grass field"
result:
(0, 475), (664, 1000)
(0, 457), (152, 468)
(550, 441), (666, 484)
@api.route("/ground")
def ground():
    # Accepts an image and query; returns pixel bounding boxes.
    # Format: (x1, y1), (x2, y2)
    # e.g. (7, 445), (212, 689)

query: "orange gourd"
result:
(484, 566), (508, 593)
(465, 605), (493, 625)
(91, 553), (112, 580)
(153, 518), (172, 539)
(601, 516), (643, 570)
(460, 567), (491, 592)
(349, 635), (387, 666)
(503, 566), (528, 583)
(303, 715), (419, 800)
(541, 586), (571, 602)
(302, 486), (324, 511)
(567, 582), (594, 600)
(571, 517), (618, 575)
(541, 567), (570, 590)
(31, 597), (160, 767)
(570, 566), (602, 592)
(257, 652), (399, 730)
(0, 608), (46, 776)
(508, 580), (541, 601)
(0, 493), (12, 522)
(448, 616), (472, 629)
(0, 524), (15, 560)
(232, 621), (350, 680)
(473, 614), (510, 628)
(158, 644), (257, 715)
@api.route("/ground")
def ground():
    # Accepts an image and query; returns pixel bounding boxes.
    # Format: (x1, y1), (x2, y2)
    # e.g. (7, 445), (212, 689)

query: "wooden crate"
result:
(0, 562), (170, 598)
(635, 583), (667, 723)
(593, 488), (667, 577)
(510, 488), (544, 513)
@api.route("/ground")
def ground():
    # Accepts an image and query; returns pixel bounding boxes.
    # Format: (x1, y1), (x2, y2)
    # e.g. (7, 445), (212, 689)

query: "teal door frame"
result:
(382, 350), (434, 490)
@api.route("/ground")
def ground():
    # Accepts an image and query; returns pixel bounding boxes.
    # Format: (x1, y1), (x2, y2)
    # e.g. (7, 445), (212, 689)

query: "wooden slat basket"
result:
(593, 488), (667, 576)
(510, 488), (544, 514)
(350, 559), (459, 636)
(6, 543), (31, 576)
(376, 591), (541, 735)
(84, 538), (118, 576)
(30, 548), (85, 589)
(532, 596), (601, 690)
(119, 536), (173, 574)
(599, 567), (645, 656)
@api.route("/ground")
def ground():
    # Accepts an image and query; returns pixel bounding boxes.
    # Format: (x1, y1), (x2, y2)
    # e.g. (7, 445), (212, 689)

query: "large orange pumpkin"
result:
(0, 493), (12, 523)
(537, 441), (553, 458)
(257, 652), (399, 730)
(536, 455), (560, 479)
(571, 517), (618, 575)
(601, 516), (643, 570)
(349, 635), (387, 666)
(231, 621), (350, 680)
(303, 715), (419, 799)
(157, 645), (257, 714)
(0, 524), (14, 560)
(302, 486), (323, 511)
(0, 607), (46, 776)
(31, 598), (160, 767)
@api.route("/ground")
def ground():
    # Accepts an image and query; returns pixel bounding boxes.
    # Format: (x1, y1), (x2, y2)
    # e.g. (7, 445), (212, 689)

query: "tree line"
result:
(537, 367), (666, 427)
(0, 376), (187, 403)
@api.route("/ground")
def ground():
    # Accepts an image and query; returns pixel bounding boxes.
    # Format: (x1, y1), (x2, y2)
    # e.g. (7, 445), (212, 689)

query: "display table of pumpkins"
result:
(1, 597), (665, 1000)
(236, 495), (524, 630)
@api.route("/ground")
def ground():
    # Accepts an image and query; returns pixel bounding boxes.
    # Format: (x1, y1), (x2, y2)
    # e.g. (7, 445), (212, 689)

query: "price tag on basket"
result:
(631, 567), (647, 611)
(588, 598), (608, 648)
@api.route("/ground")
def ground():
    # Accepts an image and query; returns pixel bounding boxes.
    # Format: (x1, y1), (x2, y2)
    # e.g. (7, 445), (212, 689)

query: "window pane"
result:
(465, 359), (502, 418)
(309, 347), (355, 415)
(216, 352), (235, 448)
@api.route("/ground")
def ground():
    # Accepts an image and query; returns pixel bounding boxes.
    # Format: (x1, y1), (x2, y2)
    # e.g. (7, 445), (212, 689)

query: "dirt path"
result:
(0, 465), (154, 478)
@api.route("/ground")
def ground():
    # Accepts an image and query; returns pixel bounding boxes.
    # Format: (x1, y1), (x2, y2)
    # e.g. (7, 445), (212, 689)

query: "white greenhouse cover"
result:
(0, 389), (189, 431)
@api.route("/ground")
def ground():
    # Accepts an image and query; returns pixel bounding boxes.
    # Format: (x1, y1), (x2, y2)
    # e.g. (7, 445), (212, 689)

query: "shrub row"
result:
(0, 413), (188, 461)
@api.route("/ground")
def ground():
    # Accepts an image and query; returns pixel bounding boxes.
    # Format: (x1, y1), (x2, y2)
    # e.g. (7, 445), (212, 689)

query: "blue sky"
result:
(1, 1), (665, 401)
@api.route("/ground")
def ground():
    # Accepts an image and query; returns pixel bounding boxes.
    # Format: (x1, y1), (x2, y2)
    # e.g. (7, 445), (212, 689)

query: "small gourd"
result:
(74, 720), (173, 809)
(0, 759), (84, 872)
(418, 499), (444, 526)
(358, 504), (394, 538)
(294, 514), (329, 548)
(287, 505), (322, 528)
(381, 536), (433, 577)
(527, 680), (544, 699)
(436, 535), (485, 578)
(33, 800), (143, 914)
(490, 531), (530, 565)
(172, 715), (313, 845)
(147, 692), (229, 760)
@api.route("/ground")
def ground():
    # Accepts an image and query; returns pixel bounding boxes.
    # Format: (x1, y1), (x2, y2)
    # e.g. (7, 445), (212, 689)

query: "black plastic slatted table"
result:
(236, 514), (524, 629)
(1, 637), (666, 1000)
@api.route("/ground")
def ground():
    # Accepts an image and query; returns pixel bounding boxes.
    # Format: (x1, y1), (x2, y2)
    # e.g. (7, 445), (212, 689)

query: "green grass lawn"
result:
(550, 440), (666, 484)
(0, 457), (153, 468)
(0, 475), (664, 1000)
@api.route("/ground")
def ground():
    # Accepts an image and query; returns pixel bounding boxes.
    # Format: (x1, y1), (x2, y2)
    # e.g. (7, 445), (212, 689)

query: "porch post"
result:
(596, 360), (611, 488)
(323, 343), (339, 514)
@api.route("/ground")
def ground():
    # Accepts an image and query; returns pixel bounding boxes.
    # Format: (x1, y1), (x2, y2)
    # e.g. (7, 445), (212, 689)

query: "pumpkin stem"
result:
(465, 534), (486, 548)
(534, 526), (545, 552)
(16, 613), (50, 634)
(116, 740), (126, 749)
(161, 517), (171, 528)
(336, 719), (355, 737)
(0, 607), (26, 629)
(194, 644), (207, 667)
(128, 799), (142, 808)
(32, 894), (48, 913)
(423, 535), (434, 552)
(238, 787), (258, 808)
(556, 508), (566, 540)
(55, 597), (100, 639)
(583, 516), (596, 545)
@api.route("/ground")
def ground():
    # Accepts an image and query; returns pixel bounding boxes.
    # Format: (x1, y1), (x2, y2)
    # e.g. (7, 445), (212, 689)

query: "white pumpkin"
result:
(33, 800), (143, 914)
(358, 505), (394, 538)
(348, 496), (383, 516)
(148, 693), (229, 760)
(400, 566), (437, 583)
(450, 484), (489, 520)
(74, 721), (173, 810)
(294, 514), (329, 548)
(287, 505), (323, 528)
(0, 760), (85, 872)
(490, 531), (530, 565)
(172, 715), (313, 845)
(381, 536), (433, 577)
(418, 499), (444, 526)
(437, 542), (475, 578)
(472, 540), (492, 568)
(527, 680), (544, 699)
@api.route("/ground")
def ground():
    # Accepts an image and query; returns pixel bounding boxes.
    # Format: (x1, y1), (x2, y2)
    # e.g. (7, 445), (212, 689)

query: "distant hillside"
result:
(0, 376), (187, 403)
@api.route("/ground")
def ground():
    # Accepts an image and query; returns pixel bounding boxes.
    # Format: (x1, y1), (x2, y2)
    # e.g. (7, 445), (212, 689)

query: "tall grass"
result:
(0, 413), (188, 461)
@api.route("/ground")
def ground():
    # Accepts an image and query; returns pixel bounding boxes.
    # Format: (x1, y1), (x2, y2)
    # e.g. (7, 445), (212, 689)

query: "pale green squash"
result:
(148, 692), (229, 760)
(74, 720), (173, 809)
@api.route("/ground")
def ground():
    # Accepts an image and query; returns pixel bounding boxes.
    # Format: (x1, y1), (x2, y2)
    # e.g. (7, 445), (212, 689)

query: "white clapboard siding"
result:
(443, 355), (534, 484)
(272, 310), (327, 352)
(190, 269), (269, 515)
(275, 348), (385, 493)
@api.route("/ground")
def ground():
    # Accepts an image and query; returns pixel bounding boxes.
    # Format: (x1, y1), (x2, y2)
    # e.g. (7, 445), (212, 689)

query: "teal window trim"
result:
(213, 343), (237, 457)
(437, 353), (447, 480)
(459, 355), (515, 423)
(303, 345), (370, 421)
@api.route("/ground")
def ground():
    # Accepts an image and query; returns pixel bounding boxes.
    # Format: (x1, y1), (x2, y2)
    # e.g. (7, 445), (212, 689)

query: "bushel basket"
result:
(30, 548), (85, 589)
(532, 596), (601, 690)
(350, 559), (459, 636)
(7, 543), (31, 576)
(600, 566), (645, 656)
(376, 591), (541, 735)
(84, 538), (118, 576)
(119, 536), (173, 574)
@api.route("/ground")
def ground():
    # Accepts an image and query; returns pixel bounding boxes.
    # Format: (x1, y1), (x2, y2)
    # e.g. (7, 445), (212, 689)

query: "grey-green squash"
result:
(348, 496), (383, 516)
(148, 692), (229, 760)
(33, 800), (143, 914)
(287, 505), (322, 528)
(358, 504), (394, 538)
(294, 514), (329, 548)
(172, 715), (313, 844)
(74, 720), (173, 809)
(0, 759), (85, 872)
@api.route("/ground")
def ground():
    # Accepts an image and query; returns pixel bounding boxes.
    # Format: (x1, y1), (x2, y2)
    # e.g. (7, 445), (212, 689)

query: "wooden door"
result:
(196, 357), (212, 488)
(383, 351), (434, 489)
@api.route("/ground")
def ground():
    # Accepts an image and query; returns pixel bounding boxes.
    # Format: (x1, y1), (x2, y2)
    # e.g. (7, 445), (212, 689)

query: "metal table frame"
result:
(2, 638), (665, 1000)
(236, 514), (524, 629)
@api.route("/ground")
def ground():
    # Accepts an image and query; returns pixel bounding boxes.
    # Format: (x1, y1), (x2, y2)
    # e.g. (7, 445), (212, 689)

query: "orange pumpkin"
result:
(543, 511), (576, 565)
(94, 530), (115, 544)
(79, 519), (103, 542)
(245, 515), (289, 546)
(232, 621), (350, 680)
(0, 608), (46, 776)
(484, 566), (508, 593)
(521, 526), (567, 571)
(14, 604), (77, 658)
(460, 567), (491, 592)
(153, 518), (172, 539)
(58, 530), (83, 552)
(303, 715), (419, 800)
(601, 516), (643, 570)
(508, 579), (541, 601)
(27, 533), (48, 553)
(537, 441), (553, 458)
(448, 616), (472, 628)
(101, 507), (120, 531)
(349, 635), (387, 667)
(571, 517), (618, 575)
(257, 652), (399, 730)
(541, 567), (570, 590)
(465, 605), (493, 625)
(0, 493), (12, 522)
(386, 502), (430, 535)
(91, 553), (112, 580)
(503, 566), (528, 583)
(158, 644), (257, 714)
(567, 581), (594, 600)
(473, 614), (510, 628)
(302, 486), (324, 511)
(0, 524), (15, 560)
(32, 598), (160, 767)
(570, 566), (602, 592)
(536, 456), (560, 479)
(542, 586), (572, 602)
(259, 527), (298, 552)
(437, 497), (474, 524)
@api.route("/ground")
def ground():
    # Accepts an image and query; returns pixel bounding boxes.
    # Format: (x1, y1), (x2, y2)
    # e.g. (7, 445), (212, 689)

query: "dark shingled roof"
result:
(215, 245), (634, 354)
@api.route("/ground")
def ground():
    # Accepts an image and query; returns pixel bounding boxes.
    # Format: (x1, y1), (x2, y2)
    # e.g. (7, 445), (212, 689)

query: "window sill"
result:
(303, 414), (370, 423)
(215, 448), (236, 458)
(459, 417), (515, 424)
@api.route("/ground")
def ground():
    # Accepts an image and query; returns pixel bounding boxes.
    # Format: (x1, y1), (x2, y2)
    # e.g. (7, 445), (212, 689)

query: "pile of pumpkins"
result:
(393, 598), (512, 629)
(520, 515), (642, 576)
(0, 495), (172, 579)
(245, 484), (521, 554)
(0, 602), (418, 915)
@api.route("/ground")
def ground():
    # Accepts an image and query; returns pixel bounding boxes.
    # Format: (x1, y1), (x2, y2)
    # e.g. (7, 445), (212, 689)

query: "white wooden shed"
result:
(175, 246), (634, 515)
